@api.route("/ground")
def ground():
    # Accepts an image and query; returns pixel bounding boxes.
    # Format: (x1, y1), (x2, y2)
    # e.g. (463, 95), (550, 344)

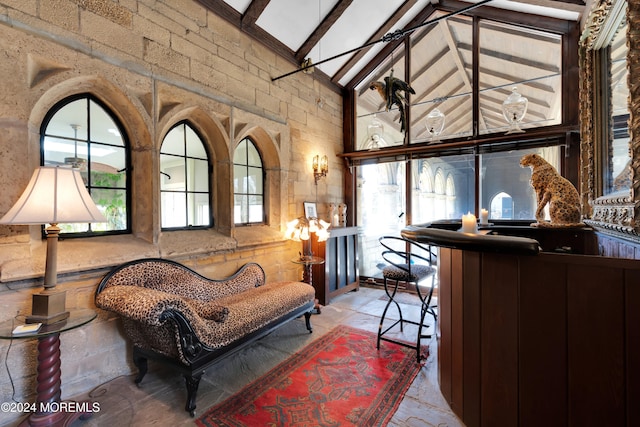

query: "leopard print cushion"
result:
(99, 260), (266, 301)
(96, 286), (229, 324)
(187, 299), (230, 322)
(123, 318), (179, 359)
(383, 264), (435, 282)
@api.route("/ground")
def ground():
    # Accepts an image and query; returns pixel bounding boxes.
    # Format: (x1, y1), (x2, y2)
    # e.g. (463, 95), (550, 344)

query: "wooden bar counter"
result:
(402, 223), (640, 427)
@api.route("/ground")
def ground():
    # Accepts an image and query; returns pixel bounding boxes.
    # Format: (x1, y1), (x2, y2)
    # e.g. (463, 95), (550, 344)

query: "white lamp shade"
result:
(0, 166), (107, 224)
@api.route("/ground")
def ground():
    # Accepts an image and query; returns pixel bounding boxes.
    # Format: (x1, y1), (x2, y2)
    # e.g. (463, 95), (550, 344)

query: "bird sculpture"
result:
(369, 70), (415, 133)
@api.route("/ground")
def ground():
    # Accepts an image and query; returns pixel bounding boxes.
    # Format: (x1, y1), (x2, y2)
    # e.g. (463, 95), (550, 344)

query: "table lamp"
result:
(0, 166), (106, 324)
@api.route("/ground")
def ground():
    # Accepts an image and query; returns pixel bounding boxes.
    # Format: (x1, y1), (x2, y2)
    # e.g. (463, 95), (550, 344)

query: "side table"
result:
(291, 255), (325, 313)
(0, 308), (97, 427)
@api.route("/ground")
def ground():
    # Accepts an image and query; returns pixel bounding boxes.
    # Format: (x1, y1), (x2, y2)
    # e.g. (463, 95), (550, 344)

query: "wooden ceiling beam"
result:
(242, 0), (271, 27)
(295, 0), (353, 64)
(345, 2), (438, 89)
(332, 0), (421, 84)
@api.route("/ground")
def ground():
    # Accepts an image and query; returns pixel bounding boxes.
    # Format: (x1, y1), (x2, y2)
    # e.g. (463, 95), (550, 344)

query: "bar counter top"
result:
(402, 219), (597, 255)
(401, 225), (540, 255)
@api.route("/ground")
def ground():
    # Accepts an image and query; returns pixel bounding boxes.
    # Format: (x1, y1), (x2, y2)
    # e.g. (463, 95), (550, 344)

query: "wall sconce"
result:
(313, 155), (328, 184)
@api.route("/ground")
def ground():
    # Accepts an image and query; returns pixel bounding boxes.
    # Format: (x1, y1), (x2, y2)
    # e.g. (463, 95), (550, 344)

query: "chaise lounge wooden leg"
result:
(185, 372), (203, 417)
(133, 348), (148, 386)
(304, 311), (313, 333)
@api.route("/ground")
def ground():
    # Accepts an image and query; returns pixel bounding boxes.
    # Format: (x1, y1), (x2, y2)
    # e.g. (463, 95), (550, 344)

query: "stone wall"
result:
(0, 1), (342, 423)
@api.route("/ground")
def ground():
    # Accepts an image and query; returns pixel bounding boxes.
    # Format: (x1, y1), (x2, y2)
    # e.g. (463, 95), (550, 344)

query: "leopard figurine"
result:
(520, 153), (583, 227)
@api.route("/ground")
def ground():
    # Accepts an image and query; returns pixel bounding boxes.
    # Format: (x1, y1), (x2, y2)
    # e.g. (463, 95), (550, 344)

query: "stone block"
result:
(2, 339), (38, 379)
(210, 53), (245, 82)
(218, 45), (247, 71)
(132, 14), (171, 47)
(287, 103), (308, 126)
(118, 0), (138, 12)
(227, 76), (256, 105)
(81, 9), (143, 58)
(246, 41), (276, 70)
(256, 89), (280, 116)
(143, 38), (189, 77)
(165, 0), (207, 28)
(39, 0), (79, 32)
(184, 26), (217, 53)
(81, 0), (133, 28)
(170, 33), (211, 65)
(137, 2), (183, 34)
(143, 0), (203, 33)
(2, 0), (37, 16)
(191, 59), (227, 92)
(208, 12), (240, 46)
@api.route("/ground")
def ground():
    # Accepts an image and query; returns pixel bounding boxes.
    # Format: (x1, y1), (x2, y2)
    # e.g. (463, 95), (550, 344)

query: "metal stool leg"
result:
(377, 277), (404, 349)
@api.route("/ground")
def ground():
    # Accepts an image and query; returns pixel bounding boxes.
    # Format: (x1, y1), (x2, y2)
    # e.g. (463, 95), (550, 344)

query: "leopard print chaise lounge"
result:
(95, 258), (315, 416)
(520, 153), (584, 228)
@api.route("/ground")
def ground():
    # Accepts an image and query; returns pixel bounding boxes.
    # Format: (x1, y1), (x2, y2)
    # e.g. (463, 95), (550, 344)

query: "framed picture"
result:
(303, 202), (318, 219)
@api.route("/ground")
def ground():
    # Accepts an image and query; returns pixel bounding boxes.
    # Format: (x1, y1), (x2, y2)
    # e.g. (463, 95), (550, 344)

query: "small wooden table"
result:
(0, 309), (97, 427)
(292, 255), (325, 313)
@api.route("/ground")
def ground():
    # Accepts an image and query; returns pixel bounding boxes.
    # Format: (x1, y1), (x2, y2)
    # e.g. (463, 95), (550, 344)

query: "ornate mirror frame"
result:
(580, 0), (639, 237)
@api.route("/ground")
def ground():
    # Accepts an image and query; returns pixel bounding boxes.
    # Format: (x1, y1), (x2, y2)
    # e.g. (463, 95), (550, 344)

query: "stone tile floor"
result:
(67, 286), (464, 426)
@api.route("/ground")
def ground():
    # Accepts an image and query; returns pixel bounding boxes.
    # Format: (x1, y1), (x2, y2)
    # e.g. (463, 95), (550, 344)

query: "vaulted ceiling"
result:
(197, 0), (585, 86)
(197, 0), (588, 139)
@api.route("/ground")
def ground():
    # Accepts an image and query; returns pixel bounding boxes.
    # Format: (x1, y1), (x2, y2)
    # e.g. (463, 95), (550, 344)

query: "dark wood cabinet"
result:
(310, 226), (359, 305)
(403, 224), (640, 427)
(438, 248), (640, 427)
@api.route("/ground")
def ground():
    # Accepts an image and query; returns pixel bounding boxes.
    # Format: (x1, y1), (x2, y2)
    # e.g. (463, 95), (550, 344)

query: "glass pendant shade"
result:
(367, 115), (384, 150)
(502, 87), (528, 134)
(425, 108), (446, 141)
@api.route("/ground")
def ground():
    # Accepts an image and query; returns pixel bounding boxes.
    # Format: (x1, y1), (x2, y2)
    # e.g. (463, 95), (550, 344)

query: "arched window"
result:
(421, 162), (434, 193)
(434, 169), (445, 195)
(490, 192), (514, 219)
(233, 138), (264, 224)
(41, 94), (129, 236)
(160, 122), (211, 229)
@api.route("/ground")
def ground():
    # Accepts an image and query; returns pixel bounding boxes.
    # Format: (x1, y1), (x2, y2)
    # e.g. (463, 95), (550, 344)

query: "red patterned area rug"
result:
(196, 325), (425, 427)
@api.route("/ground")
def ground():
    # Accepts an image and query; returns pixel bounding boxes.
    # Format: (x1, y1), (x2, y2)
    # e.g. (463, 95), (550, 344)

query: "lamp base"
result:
(26, 290), (70, 325)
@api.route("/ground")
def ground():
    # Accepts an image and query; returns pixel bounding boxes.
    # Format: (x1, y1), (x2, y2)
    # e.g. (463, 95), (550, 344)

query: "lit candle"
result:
(461, 212), (477, 233)
(480, 208), (489, 225)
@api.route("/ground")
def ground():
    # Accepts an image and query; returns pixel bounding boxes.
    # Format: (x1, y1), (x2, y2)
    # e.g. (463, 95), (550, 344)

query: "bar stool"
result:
(377, 236), (437, 362)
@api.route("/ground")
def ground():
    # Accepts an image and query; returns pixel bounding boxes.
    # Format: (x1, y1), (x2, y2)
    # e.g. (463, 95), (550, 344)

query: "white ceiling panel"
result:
(340, 0), (428, 86)
(223, 0), (252, 14)
(307, 0), (408, 77)
(256, 0), (340, 51)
